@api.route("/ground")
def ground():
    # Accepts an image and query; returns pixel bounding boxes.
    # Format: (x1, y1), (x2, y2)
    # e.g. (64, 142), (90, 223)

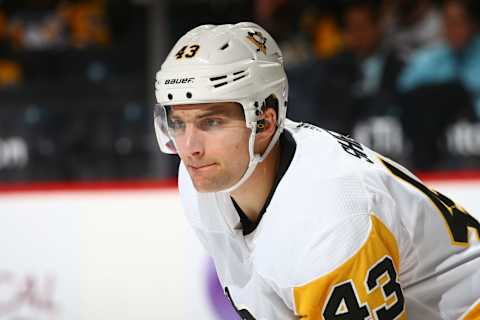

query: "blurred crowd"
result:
(0, 0), (480, 183)
(265, 0), (480, 169)
(0, 0), (111, 88)
(0, 0), (151, 182)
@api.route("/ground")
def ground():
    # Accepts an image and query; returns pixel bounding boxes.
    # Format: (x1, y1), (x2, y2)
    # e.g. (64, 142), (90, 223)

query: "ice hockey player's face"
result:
(169, 102), (250, 192)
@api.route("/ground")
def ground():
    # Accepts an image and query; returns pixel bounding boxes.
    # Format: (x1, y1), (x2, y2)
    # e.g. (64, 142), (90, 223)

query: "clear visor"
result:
(153, 104), (177, 154)
(154, 102), (254, 155)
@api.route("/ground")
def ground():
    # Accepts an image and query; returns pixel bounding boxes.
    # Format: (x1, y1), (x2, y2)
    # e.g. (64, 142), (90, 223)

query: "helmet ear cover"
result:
(255, 94), (278, 133)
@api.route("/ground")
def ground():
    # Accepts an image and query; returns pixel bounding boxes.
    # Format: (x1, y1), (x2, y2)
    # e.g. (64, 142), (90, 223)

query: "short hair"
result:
(263, 94), (279, 117)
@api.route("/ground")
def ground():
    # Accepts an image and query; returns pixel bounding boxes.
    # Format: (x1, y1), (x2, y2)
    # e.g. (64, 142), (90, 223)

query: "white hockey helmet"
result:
(154, 22), (288, 192)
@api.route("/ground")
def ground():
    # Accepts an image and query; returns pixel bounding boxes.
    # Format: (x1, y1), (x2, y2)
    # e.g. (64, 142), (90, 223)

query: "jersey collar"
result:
(232, 129), (297, 235)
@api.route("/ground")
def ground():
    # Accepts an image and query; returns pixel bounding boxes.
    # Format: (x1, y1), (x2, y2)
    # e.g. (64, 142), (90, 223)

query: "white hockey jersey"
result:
(178, 119), (480, 320)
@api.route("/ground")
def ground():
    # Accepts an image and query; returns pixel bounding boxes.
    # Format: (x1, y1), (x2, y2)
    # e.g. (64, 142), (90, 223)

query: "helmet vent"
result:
(210, 75), (227, 81)
(220, 42), (230, 50)
(233, 74), (247, 82)
(210, 69), (249, 88)
(213, 81), (228, 88)
(233, 70), (245, 75)
(232, 69), (247, 82)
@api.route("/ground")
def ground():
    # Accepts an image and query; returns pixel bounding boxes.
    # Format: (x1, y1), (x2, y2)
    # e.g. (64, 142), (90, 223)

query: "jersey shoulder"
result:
(252, 122), (398, 283)
(285, 121), (380, 178)
(290, 213), (404, 319)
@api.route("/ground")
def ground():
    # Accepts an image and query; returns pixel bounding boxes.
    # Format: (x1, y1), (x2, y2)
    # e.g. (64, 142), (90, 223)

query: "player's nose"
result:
(182, 124), (204, 157)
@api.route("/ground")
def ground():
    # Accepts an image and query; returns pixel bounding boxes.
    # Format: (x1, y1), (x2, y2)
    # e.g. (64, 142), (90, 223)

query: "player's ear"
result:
(255, 107), (277, 140)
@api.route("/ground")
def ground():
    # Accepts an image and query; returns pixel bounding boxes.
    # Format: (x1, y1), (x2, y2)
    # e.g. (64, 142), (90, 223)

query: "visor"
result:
(153, 104), (177, 154)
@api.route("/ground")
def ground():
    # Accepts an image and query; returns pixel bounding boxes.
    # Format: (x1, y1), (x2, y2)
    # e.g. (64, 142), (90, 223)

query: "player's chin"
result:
(191, 175), (231, 193)
(193, 181), (222, 193)
(190, 175), (218, 192)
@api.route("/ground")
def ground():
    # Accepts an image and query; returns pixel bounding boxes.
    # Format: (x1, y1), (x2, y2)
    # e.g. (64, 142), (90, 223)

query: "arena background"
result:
(1, 0), (480, 319)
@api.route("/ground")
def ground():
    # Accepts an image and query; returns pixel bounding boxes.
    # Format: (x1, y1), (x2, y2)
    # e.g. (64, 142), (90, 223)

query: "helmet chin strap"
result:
(221, 123), (284, 194)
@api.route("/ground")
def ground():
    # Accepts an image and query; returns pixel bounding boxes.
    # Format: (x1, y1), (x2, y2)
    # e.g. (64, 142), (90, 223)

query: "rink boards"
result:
(0, 178), (479, 320)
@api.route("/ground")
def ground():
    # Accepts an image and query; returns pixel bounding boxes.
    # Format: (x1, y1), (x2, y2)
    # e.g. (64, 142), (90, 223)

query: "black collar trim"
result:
(232, 130), (297, 235)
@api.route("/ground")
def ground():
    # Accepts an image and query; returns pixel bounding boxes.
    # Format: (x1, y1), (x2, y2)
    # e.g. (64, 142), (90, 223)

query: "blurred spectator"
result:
(254, 0), (314, 66)
(0, 9), (22, 88)
(282, 3), (344, 62)
(399, 0), (480, 117)
(0, 9), (8, 53)
(312, 11), (343, 59)
(342, 0), (403, 100)
(5, 2), (66, 51)
(255, 0), (287, 28)
(397, 0), (479, 169)
(383, 0), (442, 61)
(59, 0), (111, 49)
(9, 14), (66, 50)
(1, 0), (110, 51)
(0, 59), (22, 87)
(290, 1), (403, 132)
(0, 9), (6, 43)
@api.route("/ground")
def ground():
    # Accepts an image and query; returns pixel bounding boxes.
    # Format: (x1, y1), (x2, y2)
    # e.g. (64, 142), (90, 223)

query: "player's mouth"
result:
(188, 163), (217, 173)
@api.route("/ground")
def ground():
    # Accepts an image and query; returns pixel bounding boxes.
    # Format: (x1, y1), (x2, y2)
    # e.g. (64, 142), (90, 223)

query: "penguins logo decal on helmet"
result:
(246, 31), (267, 54)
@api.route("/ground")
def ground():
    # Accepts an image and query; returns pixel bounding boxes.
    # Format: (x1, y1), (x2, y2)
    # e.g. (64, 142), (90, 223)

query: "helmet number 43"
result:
(175, 44), (200, 59)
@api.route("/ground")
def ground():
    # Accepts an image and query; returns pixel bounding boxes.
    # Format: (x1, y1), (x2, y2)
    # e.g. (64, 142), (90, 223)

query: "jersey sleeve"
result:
(292, 213), (406, 320)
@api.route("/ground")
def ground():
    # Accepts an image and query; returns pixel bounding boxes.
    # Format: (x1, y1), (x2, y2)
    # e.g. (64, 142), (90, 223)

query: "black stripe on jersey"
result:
(381, 158), (480, 246)
(225, 287), (257, 319)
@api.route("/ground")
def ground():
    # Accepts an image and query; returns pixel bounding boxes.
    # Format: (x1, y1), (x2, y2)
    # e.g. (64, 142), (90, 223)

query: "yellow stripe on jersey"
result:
(462, 299), (480, 320)
(293, 214), (406, 320)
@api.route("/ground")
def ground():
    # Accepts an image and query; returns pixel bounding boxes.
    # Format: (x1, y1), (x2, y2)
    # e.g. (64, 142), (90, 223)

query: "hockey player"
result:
(153, 22), (480, 319)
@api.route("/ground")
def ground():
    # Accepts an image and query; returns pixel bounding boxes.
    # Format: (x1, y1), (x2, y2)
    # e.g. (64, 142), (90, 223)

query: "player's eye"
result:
(169, 118), (185, 134)
(199, 118), (223, 130)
